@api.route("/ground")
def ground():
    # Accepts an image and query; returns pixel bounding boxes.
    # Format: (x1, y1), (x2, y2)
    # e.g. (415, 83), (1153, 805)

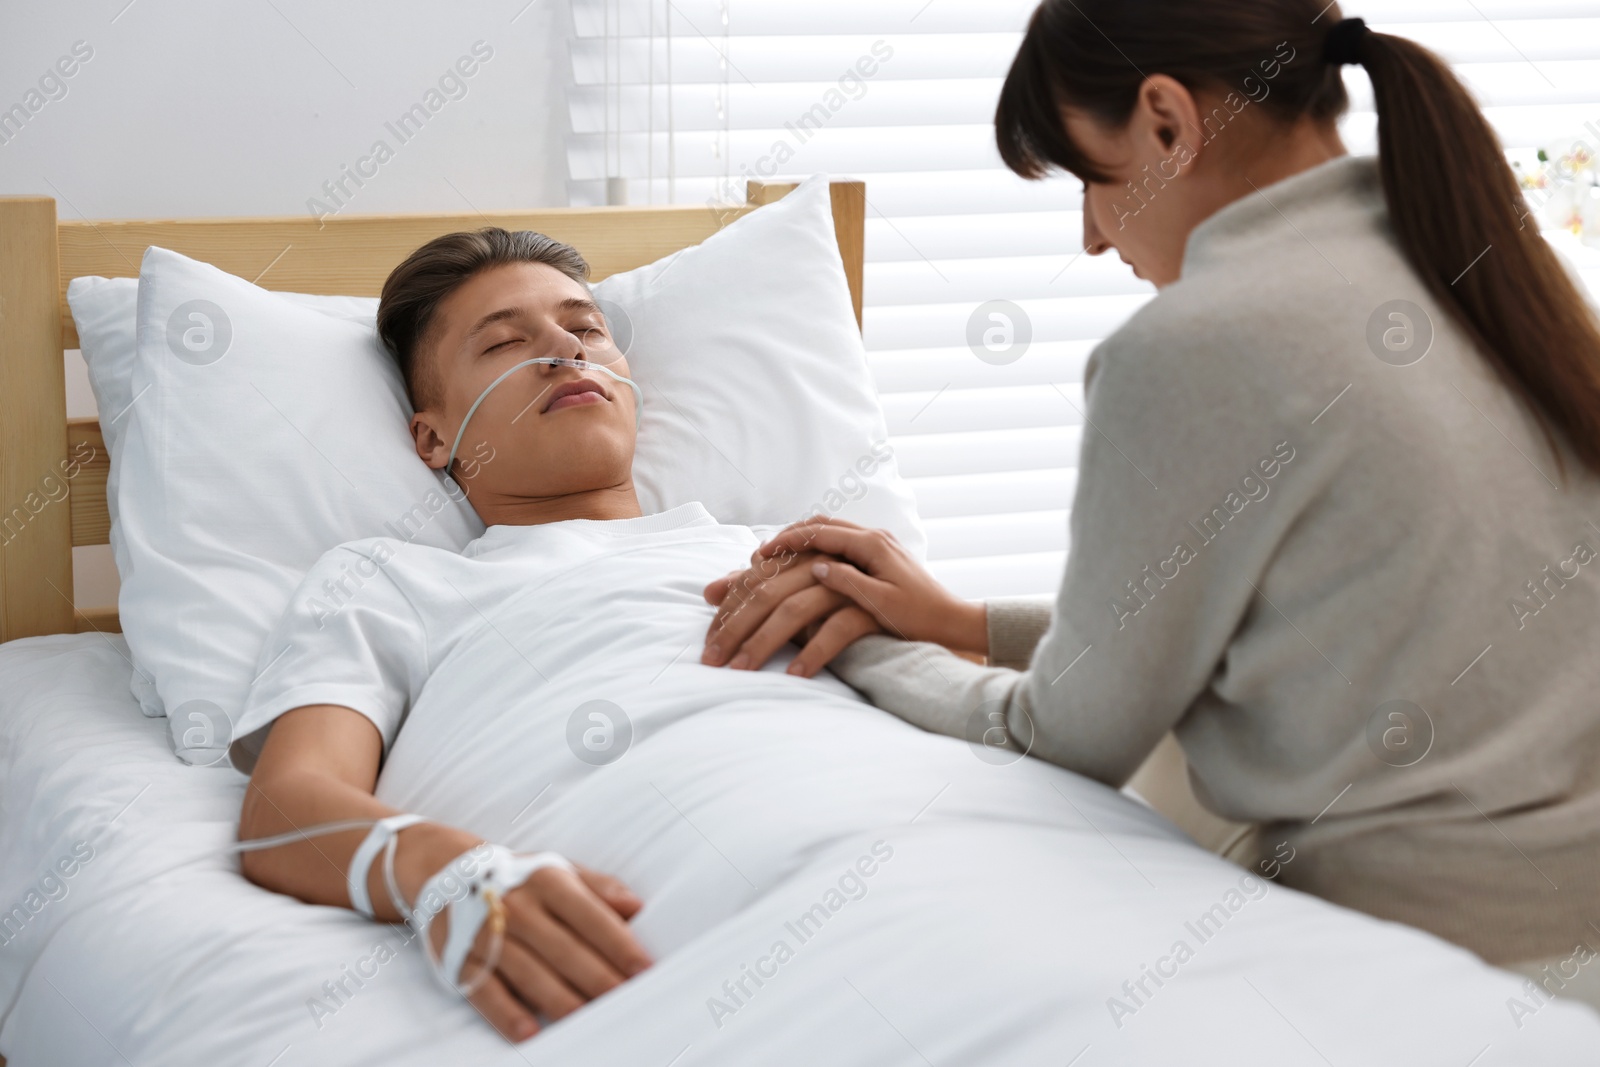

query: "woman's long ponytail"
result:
(996, 0), (1600, 480)
(1358, 30), (1600, 479)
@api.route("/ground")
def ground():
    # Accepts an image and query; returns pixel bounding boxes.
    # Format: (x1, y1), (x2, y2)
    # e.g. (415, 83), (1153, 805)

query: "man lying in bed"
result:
(231, 228), (881, 1043)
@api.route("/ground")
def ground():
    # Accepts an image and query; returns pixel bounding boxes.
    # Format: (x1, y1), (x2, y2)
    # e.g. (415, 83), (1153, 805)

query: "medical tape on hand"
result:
(2, 816), (582, 1024)
(412, 843), (575, 995)
(445, 357), (644, 477)
(257, 819), (575, 994)
(346, 813), (430, 918)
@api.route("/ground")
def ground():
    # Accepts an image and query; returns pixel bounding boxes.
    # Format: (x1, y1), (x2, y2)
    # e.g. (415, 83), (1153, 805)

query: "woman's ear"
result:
(1132, 74), (1204, 175)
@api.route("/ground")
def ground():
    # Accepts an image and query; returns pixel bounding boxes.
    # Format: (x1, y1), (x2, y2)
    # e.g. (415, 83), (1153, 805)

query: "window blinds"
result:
(566, 0), (1600, 599)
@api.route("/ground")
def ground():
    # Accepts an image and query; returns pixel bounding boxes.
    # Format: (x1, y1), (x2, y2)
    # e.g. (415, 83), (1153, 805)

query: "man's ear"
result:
(1132, 74), (1204, 172)
(411, 410), (450, 470)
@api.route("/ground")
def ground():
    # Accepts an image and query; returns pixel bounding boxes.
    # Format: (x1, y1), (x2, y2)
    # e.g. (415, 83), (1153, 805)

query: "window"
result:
(567, 0), (1600, 599)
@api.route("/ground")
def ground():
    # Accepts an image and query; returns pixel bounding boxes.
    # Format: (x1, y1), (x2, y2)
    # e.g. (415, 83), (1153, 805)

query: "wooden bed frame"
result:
(0, 180), (866, 644)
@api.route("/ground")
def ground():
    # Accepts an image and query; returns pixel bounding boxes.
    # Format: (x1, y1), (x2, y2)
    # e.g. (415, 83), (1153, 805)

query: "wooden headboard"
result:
(0, 180), (866, 643)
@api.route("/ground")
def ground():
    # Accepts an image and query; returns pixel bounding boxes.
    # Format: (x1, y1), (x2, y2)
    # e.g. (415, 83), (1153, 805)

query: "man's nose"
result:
(535, 329), (586, 366)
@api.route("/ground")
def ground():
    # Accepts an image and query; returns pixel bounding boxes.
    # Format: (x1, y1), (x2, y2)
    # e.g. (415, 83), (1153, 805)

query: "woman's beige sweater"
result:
(830, 155), (1600, 966)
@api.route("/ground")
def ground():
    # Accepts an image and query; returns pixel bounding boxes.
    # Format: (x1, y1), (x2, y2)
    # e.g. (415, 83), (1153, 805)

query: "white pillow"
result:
(67, 278), (392, 718)
(98, 175), (923, 764)
(607, 175), (923, 543)
(67, 277), (159, 715)
(121, 251), (484, 762)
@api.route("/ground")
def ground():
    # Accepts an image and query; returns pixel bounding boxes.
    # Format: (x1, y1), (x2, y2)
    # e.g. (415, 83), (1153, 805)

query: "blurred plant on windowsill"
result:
(1513, 140), (1600, 249)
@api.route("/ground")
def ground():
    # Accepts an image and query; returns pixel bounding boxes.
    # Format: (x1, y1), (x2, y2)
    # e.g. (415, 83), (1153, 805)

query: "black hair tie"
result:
(1323, 17), (1369, 66)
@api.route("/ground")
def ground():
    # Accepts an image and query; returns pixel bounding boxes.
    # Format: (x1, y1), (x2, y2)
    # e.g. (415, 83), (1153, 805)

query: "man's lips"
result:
(543, 377), (610, 413)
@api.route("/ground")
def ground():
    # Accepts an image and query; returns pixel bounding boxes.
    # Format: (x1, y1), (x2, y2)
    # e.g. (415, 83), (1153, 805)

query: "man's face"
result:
(410, 262), (637, 504)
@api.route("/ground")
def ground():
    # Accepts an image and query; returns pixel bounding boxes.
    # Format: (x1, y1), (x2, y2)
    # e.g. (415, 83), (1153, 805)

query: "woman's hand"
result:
(702, 517), (987, 674)
(443, 859), (652, 1042)
(703, 548), (883, 677)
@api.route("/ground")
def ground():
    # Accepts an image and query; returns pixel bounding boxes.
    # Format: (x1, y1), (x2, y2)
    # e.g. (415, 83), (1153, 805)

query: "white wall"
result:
(0, 0), (573, 216)
(0, 0), (574, 608)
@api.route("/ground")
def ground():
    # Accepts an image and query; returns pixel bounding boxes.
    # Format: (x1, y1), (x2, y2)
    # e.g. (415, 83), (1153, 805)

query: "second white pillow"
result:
(598, 175), (924, 551)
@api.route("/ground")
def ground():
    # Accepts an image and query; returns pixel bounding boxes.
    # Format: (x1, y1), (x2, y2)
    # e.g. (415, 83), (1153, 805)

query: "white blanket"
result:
(1, 631), (1595, 1066)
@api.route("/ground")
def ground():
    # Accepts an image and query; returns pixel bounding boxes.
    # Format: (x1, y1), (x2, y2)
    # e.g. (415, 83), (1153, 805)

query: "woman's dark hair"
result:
(377, 227), (590, 409)
(997, 0), (1600, 479)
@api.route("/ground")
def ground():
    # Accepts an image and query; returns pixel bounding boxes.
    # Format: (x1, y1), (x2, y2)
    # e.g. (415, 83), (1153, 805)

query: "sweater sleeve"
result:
(984, 597), (1054, 670)
(830, 302), (1327, 787)
(822, 601), (1053, 753)
(827, 633), (1032, 749)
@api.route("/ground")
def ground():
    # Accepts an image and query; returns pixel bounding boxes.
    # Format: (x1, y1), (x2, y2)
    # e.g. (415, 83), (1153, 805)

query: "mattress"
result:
(0, 633), (1594, 1066)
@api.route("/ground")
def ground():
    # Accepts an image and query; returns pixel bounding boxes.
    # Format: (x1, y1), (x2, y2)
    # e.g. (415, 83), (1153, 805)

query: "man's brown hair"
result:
(376, 227), (590, 409)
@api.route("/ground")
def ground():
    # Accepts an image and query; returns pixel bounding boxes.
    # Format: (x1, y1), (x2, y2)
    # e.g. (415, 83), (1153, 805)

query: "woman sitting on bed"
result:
(699, 0), (1600, 1005)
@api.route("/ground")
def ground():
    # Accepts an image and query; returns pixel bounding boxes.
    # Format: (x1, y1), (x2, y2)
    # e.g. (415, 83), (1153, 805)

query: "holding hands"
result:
(701, 516), (988, 676)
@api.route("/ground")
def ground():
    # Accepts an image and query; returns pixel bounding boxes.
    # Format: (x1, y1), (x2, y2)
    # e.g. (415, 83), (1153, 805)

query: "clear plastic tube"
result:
(236, 819), (510, 997)
(11, 819), (506, 1003)
(445, 357), (644, 476)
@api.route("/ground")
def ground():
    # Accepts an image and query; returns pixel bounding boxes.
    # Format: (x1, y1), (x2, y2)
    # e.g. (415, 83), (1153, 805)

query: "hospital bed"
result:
(0, 184), (1594, 1066)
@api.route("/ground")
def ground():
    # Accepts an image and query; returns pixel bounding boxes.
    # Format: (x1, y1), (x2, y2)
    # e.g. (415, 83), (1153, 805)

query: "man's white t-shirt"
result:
(233, 502), (868, 793)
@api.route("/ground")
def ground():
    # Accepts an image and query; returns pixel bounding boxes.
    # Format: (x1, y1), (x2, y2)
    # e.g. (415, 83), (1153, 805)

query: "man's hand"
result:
(241, 706), (654, 1044)
(702, 547), (882, 677)
(703, 517), (988, 675)
(441, 860), (652, 1042)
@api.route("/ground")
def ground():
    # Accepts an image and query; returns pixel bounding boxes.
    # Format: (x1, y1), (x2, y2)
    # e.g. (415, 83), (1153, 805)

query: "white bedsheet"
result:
(1, 633), (1595, 1066)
